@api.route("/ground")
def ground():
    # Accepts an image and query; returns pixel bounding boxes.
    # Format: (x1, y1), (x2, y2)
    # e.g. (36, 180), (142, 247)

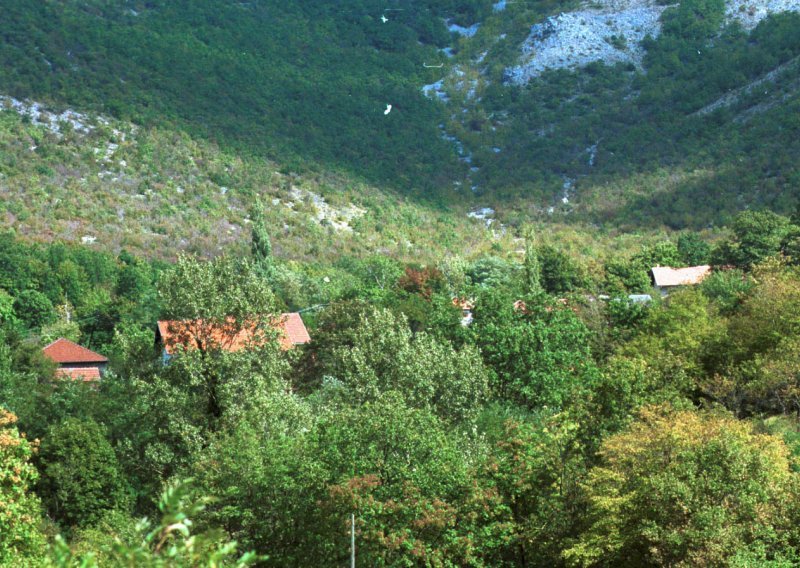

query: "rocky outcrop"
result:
(506, 0), (800, 84)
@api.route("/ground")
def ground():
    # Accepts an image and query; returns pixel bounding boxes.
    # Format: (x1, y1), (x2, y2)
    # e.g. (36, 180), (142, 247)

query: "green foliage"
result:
(0, 210), (800, 565)
(471, 290), (598, 409)
(677, 233), (711, 266)
(484, 412), (585, 566)
(250, 201), (275, 281)
(565, 405), (800, 567)
(38, 418), (130, 528)
(192, 393), (315, 564)
(474, 9), (800, 227)
(523, 227), (543, 295)
(699, 268), (753, 314)
(0, 409), (46, 565)
(159, 255), (277, 324)
(539, 245), (585, 294)
(713, 210), (793, 268)
(467, 256), (519, 289)
(47, 480), (259, 567)
(14, 289), (57, 330)
(0, 0), (461, 194)
(308, 304), (488, 422)
(620, 289), (725, 386)
(311, 394), (482, 566)
(604, 257), (652, 294)
(660, 0), (726, 44)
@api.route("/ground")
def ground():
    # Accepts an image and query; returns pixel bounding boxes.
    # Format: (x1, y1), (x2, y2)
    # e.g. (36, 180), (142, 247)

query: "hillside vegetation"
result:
(0, 104), (492, 261)
(441, 1), (800, 227)
(2, 0), (800, 244)
(0, 208), (800, 565)
(1, 0), (472, 192)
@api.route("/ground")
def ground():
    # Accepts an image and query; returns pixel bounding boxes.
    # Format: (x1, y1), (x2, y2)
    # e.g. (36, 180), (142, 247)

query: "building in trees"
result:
(650, 265), (712, 296)
(42, 338), (108, 381)
(156, 312), (310, 359)
(451, 297), (474, 326)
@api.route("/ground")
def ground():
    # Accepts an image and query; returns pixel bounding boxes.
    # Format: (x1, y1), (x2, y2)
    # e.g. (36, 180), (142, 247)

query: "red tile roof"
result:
(282, 312), (311, 346)
(55, 367), (102, 382)
(157, 313), (310, 354)
(452, 297), (475, 310)
(43, 338), (108, 365)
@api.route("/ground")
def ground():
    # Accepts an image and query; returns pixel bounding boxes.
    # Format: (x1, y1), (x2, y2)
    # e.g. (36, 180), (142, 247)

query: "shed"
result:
(650, 265), (712, 296)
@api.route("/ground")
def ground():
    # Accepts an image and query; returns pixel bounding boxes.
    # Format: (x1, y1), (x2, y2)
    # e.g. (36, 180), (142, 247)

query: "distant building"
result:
(42, 338), (108, 382)
(515, 297), (568, 314)
(452, 298), (475, 326)
(627, 294), (653, 304)
(156, 312), (311, 359)
(650, 265), (712, 296)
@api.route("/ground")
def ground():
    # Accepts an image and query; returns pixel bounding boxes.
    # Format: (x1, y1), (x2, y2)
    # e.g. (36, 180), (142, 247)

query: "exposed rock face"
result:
(422, 80), (450, 102)
(505, 0), (670, 84)
(726, 0), (800, 29)
(447, 20), (481, 37)
(0, 95), (103, 135)
(505, 0), (800, 84)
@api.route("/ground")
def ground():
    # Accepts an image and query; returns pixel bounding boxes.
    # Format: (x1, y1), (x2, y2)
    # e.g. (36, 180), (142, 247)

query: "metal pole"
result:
(351, 513), (356, 568)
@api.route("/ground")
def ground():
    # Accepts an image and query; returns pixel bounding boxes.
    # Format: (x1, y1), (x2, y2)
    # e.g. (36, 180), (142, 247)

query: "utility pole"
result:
(351, 512), (356, 568)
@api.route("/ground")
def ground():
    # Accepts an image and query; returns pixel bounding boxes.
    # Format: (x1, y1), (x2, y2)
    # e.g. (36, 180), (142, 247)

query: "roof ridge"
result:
(42, 337), (108, 363)
(42, 337), (64, 350)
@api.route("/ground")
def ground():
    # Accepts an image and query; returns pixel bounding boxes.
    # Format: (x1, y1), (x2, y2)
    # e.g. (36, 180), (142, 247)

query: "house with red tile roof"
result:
(155, 312), (310, 358)
(42, 338), (108, 382)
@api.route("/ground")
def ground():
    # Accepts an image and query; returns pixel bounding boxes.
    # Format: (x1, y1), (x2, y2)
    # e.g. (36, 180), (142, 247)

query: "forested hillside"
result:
(3, 0), (800, 242)
(1, 0), (471, 192)
(1, 208), (800, 565)
(435, 0), (800, 227)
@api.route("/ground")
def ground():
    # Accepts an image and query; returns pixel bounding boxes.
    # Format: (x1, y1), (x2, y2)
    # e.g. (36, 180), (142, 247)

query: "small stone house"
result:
(42, 338), (108, 382)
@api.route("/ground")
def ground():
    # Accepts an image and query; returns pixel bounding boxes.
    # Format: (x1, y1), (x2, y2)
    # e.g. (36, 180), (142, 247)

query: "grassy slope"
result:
(0, 109), (496, 261)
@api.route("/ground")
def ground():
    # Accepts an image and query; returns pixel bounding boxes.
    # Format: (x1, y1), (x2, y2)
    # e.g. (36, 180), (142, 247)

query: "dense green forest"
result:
(1, 206), (800, 565)
(4, 0), (800, 565)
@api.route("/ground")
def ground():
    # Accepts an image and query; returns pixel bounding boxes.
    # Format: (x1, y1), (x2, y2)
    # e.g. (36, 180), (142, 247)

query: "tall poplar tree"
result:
(523, 226), (542, 295)
(250, 200), (274, 280)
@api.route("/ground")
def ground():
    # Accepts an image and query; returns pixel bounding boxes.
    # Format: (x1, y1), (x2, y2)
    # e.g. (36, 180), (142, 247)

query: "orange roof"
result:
(282, 312), (311, 345)
(43, 338), (108, 364)
(651, 265), (712, 287)
(157, 313), (310, 354)
(55, 367), (102, 382)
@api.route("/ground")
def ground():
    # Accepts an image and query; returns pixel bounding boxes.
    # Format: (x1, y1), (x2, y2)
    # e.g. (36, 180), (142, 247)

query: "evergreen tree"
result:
(250, 201), (274, 280)
(523, 226), (542, 295)
(677, 233), (711, 266)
